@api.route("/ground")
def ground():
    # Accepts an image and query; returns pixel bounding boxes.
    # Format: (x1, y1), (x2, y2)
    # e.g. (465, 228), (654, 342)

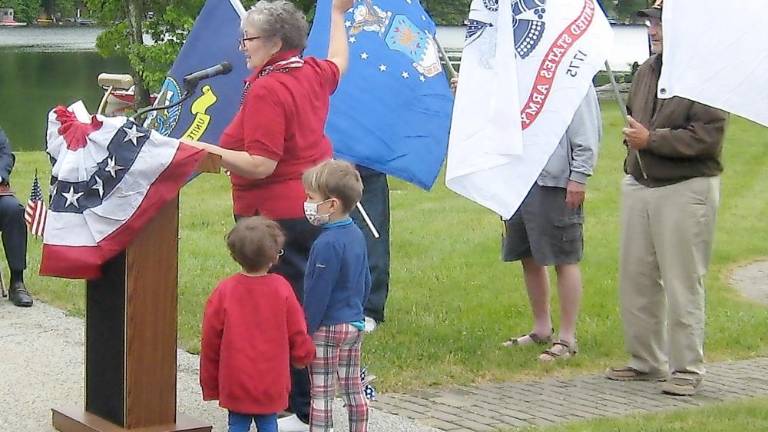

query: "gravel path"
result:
(0, 300), (437, 432)
(730, 259), (768, 305)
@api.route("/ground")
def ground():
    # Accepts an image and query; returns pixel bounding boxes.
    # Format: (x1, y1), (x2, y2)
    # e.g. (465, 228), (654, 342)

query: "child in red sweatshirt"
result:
(200, 216), (315, 432)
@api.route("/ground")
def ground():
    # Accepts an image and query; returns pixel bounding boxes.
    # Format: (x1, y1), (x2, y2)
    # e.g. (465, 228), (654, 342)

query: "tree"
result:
(0, 0), (82, 23)
(85, 0), (205, 108)
(0, 0), (38, 23)
(50, 0), (81, 20)
(600, 0), (651, 21)
(422, 0), (470, 25)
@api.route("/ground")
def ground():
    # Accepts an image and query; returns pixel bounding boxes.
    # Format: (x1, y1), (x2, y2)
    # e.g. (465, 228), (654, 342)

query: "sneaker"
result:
(662, 375), (702, 396)
(364, 316), (378, 333)
(277, 414), (309, 432)
(605, 366), (668, 382)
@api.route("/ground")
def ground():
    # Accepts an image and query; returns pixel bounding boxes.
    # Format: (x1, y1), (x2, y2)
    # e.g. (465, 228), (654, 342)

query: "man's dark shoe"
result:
(9, 281), (33, 307)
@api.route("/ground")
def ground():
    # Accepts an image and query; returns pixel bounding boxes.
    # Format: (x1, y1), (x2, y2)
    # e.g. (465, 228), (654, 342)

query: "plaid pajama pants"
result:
(309, 323), (368, 432)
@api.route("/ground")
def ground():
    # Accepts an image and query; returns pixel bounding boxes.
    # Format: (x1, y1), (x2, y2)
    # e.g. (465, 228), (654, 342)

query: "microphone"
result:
(183, 62), (233, 90)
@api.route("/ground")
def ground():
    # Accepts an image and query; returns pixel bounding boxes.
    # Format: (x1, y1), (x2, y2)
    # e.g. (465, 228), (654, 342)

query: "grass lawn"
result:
(13, 102), (768, 393)
(521, 397), (768, 432)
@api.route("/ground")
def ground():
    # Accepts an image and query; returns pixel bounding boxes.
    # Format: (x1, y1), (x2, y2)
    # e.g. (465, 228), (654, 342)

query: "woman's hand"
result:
(183, 140), (276, 179)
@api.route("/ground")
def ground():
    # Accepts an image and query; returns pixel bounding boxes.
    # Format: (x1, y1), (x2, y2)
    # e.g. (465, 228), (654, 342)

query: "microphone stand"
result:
(130, 85), (198, 124)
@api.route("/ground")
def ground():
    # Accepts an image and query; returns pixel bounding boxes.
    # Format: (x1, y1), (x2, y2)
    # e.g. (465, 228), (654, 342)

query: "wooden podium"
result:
(52, 154), (221, 432)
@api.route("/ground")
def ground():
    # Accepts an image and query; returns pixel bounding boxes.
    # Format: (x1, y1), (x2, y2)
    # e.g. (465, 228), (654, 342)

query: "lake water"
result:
(0, 27), (129, 151)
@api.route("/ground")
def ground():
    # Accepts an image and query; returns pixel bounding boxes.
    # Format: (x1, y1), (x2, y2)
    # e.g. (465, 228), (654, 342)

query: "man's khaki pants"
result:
(620, 175), (720, 378)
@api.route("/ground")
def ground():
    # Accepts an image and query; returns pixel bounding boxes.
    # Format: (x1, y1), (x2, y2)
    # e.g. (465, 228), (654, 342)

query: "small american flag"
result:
(24, 171), (47, 237)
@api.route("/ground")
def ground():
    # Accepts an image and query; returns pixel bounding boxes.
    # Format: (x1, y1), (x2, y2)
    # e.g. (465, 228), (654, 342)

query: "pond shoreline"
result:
(0, 27), (129, 150)
(0, 26), (102, 51)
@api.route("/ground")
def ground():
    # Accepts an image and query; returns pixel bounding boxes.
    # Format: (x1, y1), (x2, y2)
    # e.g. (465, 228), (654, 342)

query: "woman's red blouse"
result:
(220, 51), (340, 219)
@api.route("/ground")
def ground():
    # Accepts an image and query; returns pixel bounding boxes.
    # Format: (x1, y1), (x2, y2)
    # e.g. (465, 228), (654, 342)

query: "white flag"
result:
(658, 0), (768, 127)
(447, 0), (612, 219)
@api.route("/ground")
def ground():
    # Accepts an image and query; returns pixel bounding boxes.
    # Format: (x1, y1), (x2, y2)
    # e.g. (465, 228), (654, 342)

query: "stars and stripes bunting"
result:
(40, 104), (206, 279)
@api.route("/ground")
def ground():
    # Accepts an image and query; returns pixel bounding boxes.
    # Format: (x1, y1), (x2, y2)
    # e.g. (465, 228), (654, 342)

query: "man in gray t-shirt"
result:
(500, 87), (601, 361)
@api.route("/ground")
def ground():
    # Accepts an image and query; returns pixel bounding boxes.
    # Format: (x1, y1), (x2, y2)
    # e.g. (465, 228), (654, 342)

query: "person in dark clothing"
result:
(0, 127), (32, 307)
(350, 166), (390, 331)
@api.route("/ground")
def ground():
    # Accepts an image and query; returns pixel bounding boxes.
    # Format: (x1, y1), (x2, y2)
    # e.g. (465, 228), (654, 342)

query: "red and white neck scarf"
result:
(258, 56), (305, 77)
(241, 56), (305, 104)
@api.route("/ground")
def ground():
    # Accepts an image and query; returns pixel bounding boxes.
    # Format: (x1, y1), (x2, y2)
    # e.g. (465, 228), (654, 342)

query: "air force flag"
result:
(306, 0), (454, 190)
(146, 0), (249, 144)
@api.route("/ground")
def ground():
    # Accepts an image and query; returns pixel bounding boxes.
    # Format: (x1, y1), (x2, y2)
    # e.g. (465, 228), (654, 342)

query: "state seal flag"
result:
(305, 0), (454, 190)
(446, 0), (612, 219)
(24, 170), (47, 238)
(657, 0), (768, 127)
(40, 103), (207, 279)
(145, 0), (250, 144)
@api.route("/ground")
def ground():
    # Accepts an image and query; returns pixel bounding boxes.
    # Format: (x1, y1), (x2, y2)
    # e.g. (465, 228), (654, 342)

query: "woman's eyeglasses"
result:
(239, 35), (265, 48)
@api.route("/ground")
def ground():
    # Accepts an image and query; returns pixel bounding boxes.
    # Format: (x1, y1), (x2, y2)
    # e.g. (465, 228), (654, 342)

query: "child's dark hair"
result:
(226, 216), (285, 273)
(302, 160), (363, 213)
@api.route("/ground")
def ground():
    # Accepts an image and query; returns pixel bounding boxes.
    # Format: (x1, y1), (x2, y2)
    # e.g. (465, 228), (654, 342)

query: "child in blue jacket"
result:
(302, 159), (371, 432)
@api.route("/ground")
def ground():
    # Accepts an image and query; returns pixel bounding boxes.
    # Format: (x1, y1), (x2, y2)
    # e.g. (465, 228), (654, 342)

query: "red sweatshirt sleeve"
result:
(284, 282), (316, 367)
(200, 287), (224, 400)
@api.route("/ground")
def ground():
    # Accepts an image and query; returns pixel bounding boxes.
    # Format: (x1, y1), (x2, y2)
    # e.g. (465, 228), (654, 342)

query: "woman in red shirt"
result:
(191, 0), (353, 429)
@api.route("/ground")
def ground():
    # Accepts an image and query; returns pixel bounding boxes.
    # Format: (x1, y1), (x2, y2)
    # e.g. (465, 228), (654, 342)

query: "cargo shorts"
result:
(502, 183), (584, 265)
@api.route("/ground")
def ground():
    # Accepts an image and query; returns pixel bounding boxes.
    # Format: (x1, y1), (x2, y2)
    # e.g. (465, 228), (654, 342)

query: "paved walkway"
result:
(373, 357), (768, 431)
(370, 260), (768, 431)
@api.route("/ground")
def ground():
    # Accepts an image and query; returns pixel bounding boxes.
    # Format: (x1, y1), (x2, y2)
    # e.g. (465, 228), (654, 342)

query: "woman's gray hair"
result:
(242, 0), (309, 52)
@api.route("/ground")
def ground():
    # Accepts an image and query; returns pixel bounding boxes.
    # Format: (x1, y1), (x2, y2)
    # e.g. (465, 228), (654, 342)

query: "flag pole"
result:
(434, 37), (458, 80)
(356, 202), (380, 239)
(604, 60), (648, 179)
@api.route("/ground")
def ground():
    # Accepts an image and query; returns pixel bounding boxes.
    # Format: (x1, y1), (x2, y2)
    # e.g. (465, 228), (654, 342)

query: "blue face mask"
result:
(303, 199), (332, 226)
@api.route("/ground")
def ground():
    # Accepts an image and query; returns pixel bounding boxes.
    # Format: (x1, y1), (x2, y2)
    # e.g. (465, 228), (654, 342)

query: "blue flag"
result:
(147, 0), (249, 144)
(306, 0), (454, 190)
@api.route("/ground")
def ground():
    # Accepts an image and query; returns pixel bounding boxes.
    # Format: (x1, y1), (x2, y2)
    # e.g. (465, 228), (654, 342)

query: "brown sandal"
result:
(605, 366), (668, 382)
(501, 330), (553, 347)
(538, 340), (577, 362)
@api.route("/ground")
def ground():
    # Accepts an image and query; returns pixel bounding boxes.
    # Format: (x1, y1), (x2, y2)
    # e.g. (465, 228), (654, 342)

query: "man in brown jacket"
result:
(604, 0), (728, 396)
